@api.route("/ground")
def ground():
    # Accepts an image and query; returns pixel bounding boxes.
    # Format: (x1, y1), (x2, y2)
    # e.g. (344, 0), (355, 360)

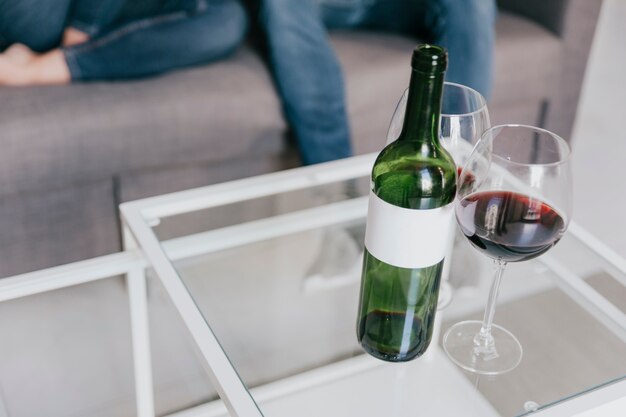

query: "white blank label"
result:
(364, 191), (454, 269)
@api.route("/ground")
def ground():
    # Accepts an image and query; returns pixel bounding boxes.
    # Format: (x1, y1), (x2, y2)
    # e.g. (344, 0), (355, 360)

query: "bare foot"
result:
(4, 43), (37, 64)
(0, 46), (31, 85)
(62, 28), (90, 47)
(0, 44), (71, 86)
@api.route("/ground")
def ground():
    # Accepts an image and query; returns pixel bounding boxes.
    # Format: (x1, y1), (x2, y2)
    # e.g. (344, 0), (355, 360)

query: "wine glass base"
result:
(443, 320), (523, 375)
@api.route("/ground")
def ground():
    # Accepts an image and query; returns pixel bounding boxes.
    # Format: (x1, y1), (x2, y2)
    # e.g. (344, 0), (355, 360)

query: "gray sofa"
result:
(0, 1), (605, 416)
(0, 0), (602, 277)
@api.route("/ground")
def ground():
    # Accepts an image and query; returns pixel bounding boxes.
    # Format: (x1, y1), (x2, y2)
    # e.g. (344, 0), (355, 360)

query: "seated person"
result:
(0, 0), (247, 85)
(257, 0), (496, 165)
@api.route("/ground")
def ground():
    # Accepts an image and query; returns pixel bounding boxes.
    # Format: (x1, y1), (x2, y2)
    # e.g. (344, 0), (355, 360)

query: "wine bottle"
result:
(356, 44), (457, 362)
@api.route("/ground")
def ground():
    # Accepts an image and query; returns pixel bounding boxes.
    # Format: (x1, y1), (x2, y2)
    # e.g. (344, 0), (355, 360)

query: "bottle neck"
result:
(399, 69), (444, 144)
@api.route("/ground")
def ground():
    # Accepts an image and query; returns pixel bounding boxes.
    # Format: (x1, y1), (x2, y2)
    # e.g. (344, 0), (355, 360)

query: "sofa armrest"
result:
(498, 0), (604, 140)
(497, 0), (571, 36)
(497, 0), (603, 38)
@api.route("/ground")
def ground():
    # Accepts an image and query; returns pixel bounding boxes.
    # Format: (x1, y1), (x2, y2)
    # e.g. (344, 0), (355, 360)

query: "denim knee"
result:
(260, 0), (320, 30)
(218, 1), (248, 55)
(438, 0), (496, 28)
(198, 0), (248, 59)
(0, 1), (68, 52)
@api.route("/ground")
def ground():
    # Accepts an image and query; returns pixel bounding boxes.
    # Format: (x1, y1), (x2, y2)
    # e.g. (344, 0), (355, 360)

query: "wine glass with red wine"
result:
(443, 124), (572, 375)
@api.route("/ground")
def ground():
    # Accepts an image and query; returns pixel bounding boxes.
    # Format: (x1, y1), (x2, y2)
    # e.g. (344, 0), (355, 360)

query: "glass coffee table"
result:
(121, 154), (626, 417)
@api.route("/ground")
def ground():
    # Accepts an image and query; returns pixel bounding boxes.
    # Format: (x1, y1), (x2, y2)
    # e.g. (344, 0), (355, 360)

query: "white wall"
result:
(570, 0), (626, 257)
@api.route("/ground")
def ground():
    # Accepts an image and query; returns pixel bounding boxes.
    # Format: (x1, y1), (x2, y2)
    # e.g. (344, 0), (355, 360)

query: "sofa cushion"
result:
(331, 31), (416, 155)
(0, 47), (285, 196)
(493, 11), (562, 106)
(0, 11), (562, 196)
(0, 180), (119, 276)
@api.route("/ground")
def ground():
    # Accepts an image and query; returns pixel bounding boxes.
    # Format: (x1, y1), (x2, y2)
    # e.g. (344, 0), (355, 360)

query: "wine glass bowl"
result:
(444, 124), (572, 375)
(457, 126), (572, 262)
(440, 82), (491, 163)
(387, 82), (490, 156)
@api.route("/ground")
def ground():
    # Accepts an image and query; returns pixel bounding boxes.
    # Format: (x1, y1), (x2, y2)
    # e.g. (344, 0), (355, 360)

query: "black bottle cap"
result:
(411, 44), (448, 73)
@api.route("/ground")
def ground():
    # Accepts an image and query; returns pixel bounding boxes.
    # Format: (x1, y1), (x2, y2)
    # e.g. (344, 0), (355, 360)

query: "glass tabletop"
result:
(127, 155), (626, 417)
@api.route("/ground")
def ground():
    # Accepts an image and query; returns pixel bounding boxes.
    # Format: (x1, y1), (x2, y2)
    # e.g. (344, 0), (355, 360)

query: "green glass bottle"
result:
(356, 44), (457, 362)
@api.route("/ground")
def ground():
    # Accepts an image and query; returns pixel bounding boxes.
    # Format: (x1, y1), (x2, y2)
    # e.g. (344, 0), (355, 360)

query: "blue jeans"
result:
(259, 0), (496, 165)
(0, 0), (247, 80)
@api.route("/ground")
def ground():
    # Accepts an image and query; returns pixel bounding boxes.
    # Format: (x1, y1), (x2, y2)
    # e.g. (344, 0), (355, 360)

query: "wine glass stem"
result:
(474, 259), (507, 349)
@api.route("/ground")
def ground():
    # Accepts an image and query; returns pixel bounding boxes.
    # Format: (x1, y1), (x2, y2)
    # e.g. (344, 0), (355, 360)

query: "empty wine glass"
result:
(387, 81), (490, 152)
(386, 82), (491, 309)
(443, 124), (572, 375)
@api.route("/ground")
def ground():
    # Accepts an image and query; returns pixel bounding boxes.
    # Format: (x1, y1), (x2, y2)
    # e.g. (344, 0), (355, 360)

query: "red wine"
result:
(456, 191), (565, 262)
(358, 310), (430, 362)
